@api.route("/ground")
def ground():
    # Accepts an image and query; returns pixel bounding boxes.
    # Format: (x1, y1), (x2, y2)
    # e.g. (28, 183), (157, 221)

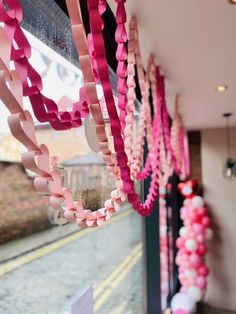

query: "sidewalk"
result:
(0, 204), (129, 264)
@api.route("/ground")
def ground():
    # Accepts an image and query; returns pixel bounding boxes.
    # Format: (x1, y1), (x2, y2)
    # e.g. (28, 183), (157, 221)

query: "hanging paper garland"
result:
(0, 0), (190, 225)
(0, 0), (90, 130)
(170, 97), (190, 180)
(171, 180), (213, 314)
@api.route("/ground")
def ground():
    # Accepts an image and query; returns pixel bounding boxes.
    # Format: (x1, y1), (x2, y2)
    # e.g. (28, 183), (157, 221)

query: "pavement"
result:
(0, 206), (145, 314)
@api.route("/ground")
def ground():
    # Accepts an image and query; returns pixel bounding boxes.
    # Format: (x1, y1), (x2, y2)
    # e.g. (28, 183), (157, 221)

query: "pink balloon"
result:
(184, 219), (191, 226)
(202, 216), (211, 228)
(197, 244), (207, 256)
(198, 265), (209, 276)
(198, 206), (206, 216)
(176, 237), (185, 249)
(189, 212), (198, 223)
(189, 253), (201, 268)
(173, 310), (189, 314)
(193, 223), (204, 235)
(196, 234), (204, 243)
(180, 286), (188, 293)
(178, 249), (186, 256)
(196, 275), (207, 289)
(176, 256), (181, 266)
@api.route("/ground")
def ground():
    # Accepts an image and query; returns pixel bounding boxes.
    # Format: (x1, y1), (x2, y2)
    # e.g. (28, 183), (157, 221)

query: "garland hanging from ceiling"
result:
(0, 0), (189, 224)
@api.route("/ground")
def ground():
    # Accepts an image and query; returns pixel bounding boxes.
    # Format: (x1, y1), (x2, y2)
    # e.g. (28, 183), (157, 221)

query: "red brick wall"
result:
(188, 131), (202, 184)
(0, 162), (50, 244)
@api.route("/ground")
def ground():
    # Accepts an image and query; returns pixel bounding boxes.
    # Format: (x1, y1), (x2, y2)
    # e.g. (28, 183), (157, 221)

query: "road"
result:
(0, 209), (145, 314)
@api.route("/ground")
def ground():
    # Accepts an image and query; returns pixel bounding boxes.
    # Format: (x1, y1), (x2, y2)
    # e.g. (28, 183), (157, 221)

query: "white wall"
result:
(201, 127), (236, 311)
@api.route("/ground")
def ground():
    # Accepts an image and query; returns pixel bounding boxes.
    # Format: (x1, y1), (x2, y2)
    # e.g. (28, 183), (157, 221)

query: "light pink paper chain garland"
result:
(171, 97), (190, 180)
(0, 0), (90, 130)
(114, 0), (128, 133)
(0, 26), (124, 228)
(125, 17), (153, 179)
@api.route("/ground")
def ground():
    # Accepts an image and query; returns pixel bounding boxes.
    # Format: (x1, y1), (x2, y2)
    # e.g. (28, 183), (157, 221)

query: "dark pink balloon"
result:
(198, 265), (209, 276)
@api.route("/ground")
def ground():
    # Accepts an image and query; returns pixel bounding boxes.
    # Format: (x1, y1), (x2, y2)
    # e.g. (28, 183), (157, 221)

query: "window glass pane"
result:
(0, 2), (145, 313)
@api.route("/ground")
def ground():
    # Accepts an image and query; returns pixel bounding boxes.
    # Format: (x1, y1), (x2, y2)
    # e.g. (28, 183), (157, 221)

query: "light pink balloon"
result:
(189, 253), (202, 268)
(196, 234), (204, 243)
(193, 223), (204, 235)
(198, 206), (206, 216)
(196, 275), (207, 290)
(173, 309), (189, 314)
(177, 237), (185, 249)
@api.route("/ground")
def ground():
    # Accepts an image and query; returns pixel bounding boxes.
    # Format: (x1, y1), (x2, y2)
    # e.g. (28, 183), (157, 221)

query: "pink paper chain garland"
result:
(171, 98), (190, 180)
(0, 0), (90, 130)
(114, 0), (128, 133)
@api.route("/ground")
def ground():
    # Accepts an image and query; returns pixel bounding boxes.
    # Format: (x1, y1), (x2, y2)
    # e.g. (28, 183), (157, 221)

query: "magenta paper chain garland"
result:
(0, 0), (90, 130)
(171, 98), (190, 180)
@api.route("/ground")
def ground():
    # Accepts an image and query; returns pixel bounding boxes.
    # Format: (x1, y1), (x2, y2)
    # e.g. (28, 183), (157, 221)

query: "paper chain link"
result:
(0, 0), (90, 130)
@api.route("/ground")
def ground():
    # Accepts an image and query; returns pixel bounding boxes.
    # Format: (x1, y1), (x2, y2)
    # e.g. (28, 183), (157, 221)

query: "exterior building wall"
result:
(0, 162), (50, 244)
(188, 131), (202, 184)
(201, 127), (236, 311)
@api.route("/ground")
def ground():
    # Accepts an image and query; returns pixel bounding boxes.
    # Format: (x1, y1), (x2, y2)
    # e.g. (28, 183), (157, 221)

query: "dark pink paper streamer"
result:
(0, 0), (89, 130)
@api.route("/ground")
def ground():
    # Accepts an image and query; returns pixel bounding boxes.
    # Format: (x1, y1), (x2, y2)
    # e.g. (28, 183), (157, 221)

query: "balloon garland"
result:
(171, 180), (213, 314)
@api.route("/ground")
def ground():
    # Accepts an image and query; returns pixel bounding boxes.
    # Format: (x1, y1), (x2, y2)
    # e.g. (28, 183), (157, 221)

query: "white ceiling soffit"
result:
(107, 0), (236, 130)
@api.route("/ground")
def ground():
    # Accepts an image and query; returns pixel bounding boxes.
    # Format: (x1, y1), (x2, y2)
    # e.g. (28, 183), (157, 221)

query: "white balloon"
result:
(171, 292), (196, 312)
(183, 199), (191, 206)
(205, 228), (213, 240)
(182, 186), (193, 196)
(192, 196), (204, 208)
(186, 269), (197, 280)
(159, 186), (166, 195)
(188, 286), (203, 302)
(160, 226), (166, 236)
(185, 239), (198, 252)
(179, 227), (188, 238)
(159, 198), (166, 206)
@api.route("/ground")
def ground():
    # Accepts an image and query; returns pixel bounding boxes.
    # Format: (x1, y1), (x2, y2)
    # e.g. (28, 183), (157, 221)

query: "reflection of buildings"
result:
(62, 153), (115, 210)
(0, 133), (22, 162)
(35, 123), (91, 162)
